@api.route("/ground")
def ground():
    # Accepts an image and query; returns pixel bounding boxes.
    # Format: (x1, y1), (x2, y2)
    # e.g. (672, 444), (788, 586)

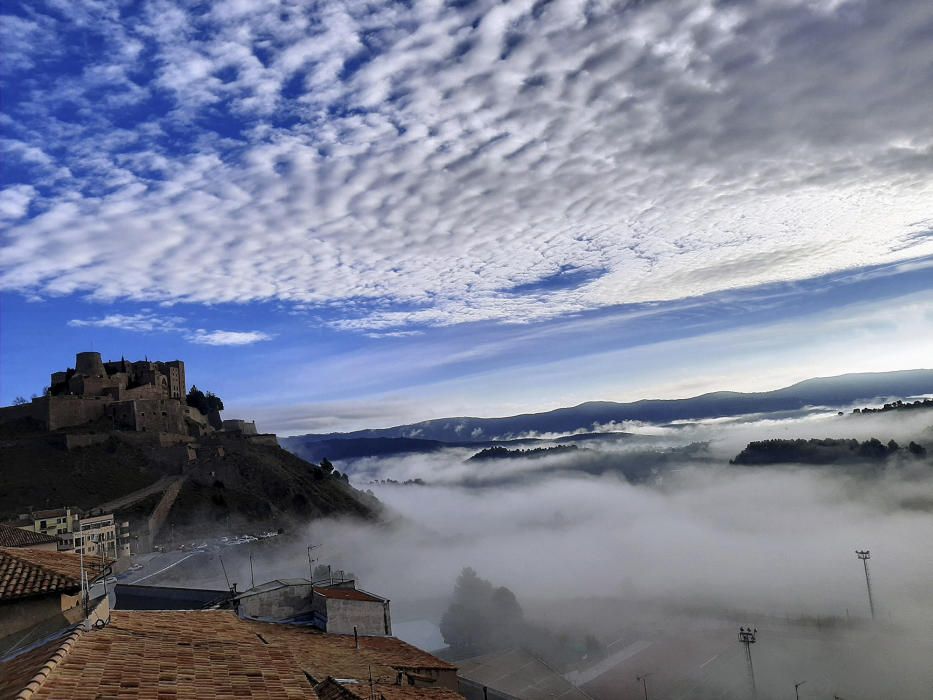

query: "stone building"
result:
(0, 351), (199, 436)
(236, 579), (393, 636)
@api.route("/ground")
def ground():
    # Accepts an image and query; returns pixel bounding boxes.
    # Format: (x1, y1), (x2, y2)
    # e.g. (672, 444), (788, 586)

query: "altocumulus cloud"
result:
(68, 313), (272, 346)
(186, 329), (273, 346)
(1, 0), (932, 331)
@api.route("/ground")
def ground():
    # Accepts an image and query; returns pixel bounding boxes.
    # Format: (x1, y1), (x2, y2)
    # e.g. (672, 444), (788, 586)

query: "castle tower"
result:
(74, 351), (105, 378)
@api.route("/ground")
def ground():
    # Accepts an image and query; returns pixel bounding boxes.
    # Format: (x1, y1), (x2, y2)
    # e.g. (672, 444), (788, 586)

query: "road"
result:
(116, 550), (207, 585)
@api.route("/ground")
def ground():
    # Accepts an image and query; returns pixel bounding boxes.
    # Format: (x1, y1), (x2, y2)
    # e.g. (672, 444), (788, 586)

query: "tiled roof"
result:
(28, 611), (314, 700)
(0, 626), (80, 700)
(0, 547), (107, 603)
(0, 525), (59, 549)
(457, 648), (593, 700)
(314, 586), (386, 603)
(31, 509), (69, 520)
(9, 611), (461, 700)
(246, 620), (457, 682)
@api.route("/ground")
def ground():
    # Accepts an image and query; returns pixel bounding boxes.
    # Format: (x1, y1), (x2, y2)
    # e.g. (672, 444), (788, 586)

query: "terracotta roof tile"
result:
(244, 621), (456, 683)
(0, 547), (107, 603)
(0, 526), (59, 549)
(8, 610), (460, 700)
(29, 611), (315, 700)
(0, 626), (80, 700)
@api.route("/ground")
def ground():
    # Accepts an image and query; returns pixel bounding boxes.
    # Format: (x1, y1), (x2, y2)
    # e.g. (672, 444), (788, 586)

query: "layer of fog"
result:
(272, 408), (933, 618)
(192, 407), (933, 696)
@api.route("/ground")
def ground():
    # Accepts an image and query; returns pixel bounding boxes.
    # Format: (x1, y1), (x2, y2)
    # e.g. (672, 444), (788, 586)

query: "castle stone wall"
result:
(0, 397), (49, 427)
(47, 396), (109, 431)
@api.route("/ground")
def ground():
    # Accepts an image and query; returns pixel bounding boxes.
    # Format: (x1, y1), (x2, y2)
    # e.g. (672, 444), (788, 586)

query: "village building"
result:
(0, 547), (110, 647)
(236, 579), (393, 636)
(0, 525), (59, 553)
(7, 508), (131, 560)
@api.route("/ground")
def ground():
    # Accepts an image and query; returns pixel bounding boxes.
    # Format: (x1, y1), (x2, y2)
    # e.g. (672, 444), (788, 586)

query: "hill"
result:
(285, 369), (933, 444)
(0, 424), (382, 536)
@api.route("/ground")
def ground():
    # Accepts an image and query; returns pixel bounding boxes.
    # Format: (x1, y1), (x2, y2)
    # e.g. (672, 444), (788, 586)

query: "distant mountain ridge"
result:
(284, 370), (933, 449)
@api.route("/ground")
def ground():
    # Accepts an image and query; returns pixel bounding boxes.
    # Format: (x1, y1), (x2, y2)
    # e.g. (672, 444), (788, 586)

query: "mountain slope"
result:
(285, 369), (933, 445)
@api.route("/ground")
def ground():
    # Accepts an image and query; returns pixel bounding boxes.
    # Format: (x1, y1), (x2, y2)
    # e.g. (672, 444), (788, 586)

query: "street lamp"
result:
(794, 680), (807, 699)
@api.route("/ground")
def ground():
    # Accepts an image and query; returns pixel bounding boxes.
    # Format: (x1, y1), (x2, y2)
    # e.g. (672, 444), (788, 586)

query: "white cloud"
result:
(2, 0), (932, 329)
(68, 313), (185, 333)
(67, 312), (271, 346)
(187, 329), (273, 346)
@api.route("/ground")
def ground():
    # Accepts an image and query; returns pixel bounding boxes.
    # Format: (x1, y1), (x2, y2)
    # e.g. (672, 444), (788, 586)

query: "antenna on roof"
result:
(219, 555), (231, 589)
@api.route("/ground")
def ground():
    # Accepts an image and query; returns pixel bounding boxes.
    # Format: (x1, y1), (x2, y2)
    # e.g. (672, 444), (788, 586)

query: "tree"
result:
(908, 441), (927, 457)
(440, 568), (524, 654)
(320, 458), (335, 475)
(12, 396), (28, 405)
(186, 385), (225, 414)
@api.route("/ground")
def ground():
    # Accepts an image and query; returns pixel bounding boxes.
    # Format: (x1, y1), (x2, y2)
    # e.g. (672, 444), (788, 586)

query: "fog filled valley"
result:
(161, 400), (933, 699)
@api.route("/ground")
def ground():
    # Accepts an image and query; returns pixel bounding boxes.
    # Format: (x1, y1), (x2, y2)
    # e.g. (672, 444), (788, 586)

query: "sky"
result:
(1, 0), (932, 434)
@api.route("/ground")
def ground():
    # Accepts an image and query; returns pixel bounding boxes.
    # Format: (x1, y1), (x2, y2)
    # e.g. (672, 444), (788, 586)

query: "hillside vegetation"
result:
(0, 421), (381, 530)
(731, 438), (928, 466)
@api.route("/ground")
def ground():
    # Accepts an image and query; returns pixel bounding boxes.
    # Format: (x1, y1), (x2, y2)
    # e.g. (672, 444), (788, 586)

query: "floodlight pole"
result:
(738, 626), (758, 699)
(635, 673), (652, 700)
(855, 550), (874, 619)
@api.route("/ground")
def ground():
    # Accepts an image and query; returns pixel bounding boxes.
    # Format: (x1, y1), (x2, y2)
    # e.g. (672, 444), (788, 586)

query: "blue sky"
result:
(1, 0), (932, 434)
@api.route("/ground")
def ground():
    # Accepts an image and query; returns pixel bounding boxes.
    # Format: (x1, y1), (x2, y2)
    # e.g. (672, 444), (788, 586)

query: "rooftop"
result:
(0, 525), (59, 549)
(30, 509), (70, 520)
(1, 610), (460, 699)
(0, 547), (108, 603)
(317, 678), (463, 700)
(313, 585), (386, 603)
(457, 648), (593, 700)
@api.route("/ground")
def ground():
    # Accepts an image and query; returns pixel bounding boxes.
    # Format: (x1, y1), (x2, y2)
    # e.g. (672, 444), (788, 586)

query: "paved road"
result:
(117, 550), (206, 585)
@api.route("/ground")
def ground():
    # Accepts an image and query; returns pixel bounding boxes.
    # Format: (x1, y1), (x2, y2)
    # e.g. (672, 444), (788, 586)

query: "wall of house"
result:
(0, 596), (67, 639)
(322, 598), (390, 636)
(238, 583), (316, 621)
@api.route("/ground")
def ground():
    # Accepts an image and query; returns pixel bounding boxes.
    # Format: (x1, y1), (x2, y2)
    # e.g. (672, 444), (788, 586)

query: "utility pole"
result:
(794, 680), (806, 699)
(855, 550), (874, 619)
(738, 626), (758, 699)
(635, 673), (652, 700)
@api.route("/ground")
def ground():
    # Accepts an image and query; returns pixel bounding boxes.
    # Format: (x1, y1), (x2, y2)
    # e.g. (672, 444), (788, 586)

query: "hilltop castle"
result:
(1, 351), (257, 439)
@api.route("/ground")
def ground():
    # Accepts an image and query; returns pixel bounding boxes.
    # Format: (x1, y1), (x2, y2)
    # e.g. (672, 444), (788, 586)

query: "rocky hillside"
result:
(0, 419), (381, 534)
